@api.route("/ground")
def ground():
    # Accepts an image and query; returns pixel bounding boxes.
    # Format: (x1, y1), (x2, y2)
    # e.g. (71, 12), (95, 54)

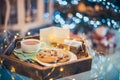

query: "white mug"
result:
(21, 39), (41, 53)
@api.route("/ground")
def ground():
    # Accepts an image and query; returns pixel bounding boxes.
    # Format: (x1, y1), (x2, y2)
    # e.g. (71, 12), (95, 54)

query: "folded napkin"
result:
(14, 49), (37, 61)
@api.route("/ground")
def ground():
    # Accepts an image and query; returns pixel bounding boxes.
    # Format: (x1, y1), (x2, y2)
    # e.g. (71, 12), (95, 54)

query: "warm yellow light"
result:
(95, 5), (100, 11)
(25, 16), (31, 22)
(14, 36), (17, 39)
(3, 30), (6, 33)
(0, 59), (3, 64)
(11, 76), (15, 80)
(67, 36), (70, 39)
(53, 64), (57, 67)
(49, 78), (54, 80)
(57, 43), (60, 46)
(73, 38), (77, 41)
(63, 45), (70, 51)
(16, 33), (19, 36)
(67, 13), (73, 18)
(11, 66), (16, 72)
(60, 67), (64, 72)
(78, 3), (86, 12)
(49, 36), (54, 41)
(5, 45), (7, 48)
(72, 78), (76, 80)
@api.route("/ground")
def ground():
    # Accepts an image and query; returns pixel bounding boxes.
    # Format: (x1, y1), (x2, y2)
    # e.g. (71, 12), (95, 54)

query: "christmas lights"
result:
(54, 0), (120, 30)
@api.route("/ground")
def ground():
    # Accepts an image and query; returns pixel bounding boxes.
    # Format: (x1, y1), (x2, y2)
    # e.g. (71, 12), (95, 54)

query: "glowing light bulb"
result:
(49, 78), (54, 80)
(11, 66), (16, 72)
(0, 59), (3, 64)
(102, 19), (105, 23)
(75, 18), (80, 23)
(11, 76), (15, 80)
(90, 20), (94, 25)
(14, 36), (17, 39)
(53, 64), (57, 67)
(107, 21), (111, 26)
(72, 78), (76, 80)
(16, 33), (19, 36)
(5, 45), (7, 48)
(3, 30), (6, 33)
(60, 67), (64, 72)
(76, 13), (83, 19)
(27, 32), (31, 35)
(106, 6), (109, 9)
(83, 16), (89, 22)
(114, 9), (117, 12)
(107, 2), (110, 5)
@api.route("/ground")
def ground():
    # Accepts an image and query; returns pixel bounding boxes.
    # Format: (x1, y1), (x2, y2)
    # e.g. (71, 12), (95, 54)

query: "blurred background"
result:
(0, 0), (120, 80)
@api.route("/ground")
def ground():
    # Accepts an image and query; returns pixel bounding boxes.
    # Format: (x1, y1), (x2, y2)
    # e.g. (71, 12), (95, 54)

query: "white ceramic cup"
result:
(21, 39), (41, 53)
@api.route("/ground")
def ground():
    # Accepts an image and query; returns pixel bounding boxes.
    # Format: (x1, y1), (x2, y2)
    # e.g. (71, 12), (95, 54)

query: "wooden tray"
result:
(0, 36), (92, 80)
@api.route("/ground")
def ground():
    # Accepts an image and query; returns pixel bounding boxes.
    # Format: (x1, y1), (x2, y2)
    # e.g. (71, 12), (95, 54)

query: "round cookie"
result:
(58, 53), (70, 63)
(37, 50), (58, 63)
(36, 49), (71, 63)
(36, 55), (57, 63)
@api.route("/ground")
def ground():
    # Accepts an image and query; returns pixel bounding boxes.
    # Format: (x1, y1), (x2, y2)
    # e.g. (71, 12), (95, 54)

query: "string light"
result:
(16, 33), (19, 36)
(94, 73), (98, 78)
(49, 78), (54, 80)
(72, 78), (76, 80)
(0, 59), (3, 64)
(83, 16), (89, 22)
(56, 0), (68, 6)
(71, 0), (79, 4)
(55, 0), (120, 30)
(10, 66), (16, 72)
(11, 76), (15, 80)
(54, 12), (119, 30)
(4, 45), (7, 48)
(60, 67), (64, 72)
(3, 30), (6, 33)
(14, 36), (17, 39)
(0, 58), (3, 69)
(88, 0), (120, 13)
(27, 32), (31, 35)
